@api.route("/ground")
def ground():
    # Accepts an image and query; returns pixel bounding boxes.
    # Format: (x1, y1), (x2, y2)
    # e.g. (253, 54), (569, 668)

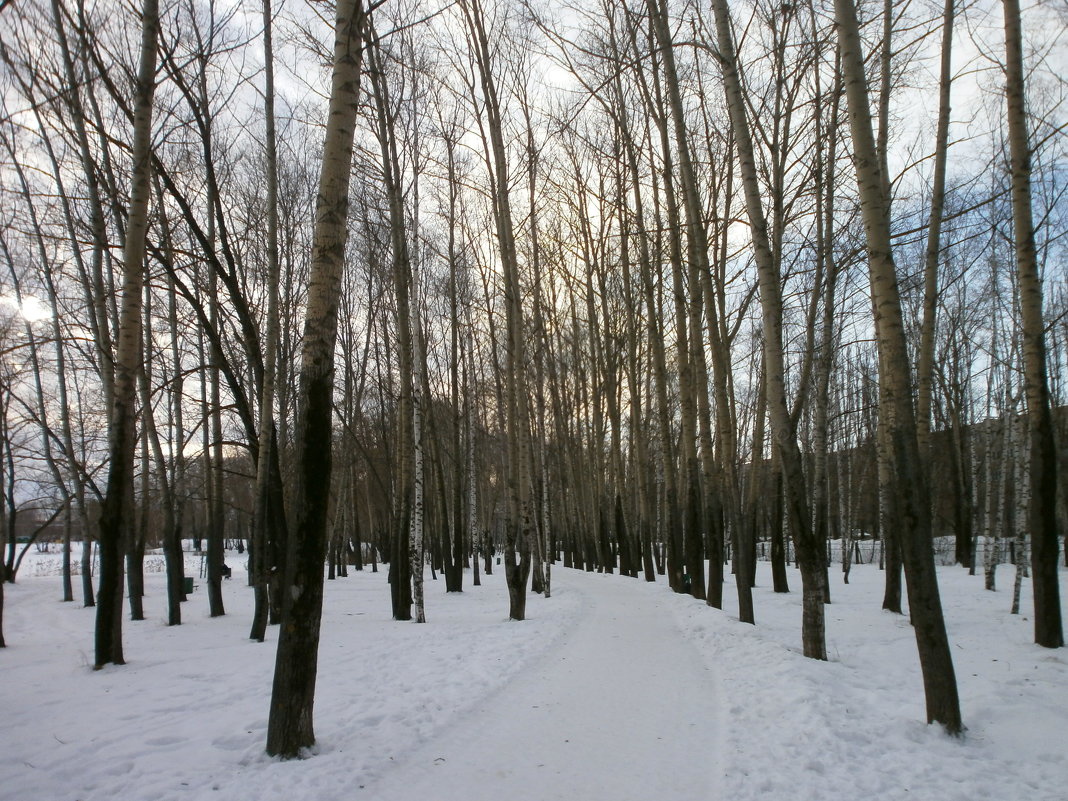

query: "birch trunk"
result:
(366, 27), (418, 620)
(203, 100), (226, 618)
(838, 448), (852, 584)
(411, 285), (426, 624)
(466, 299), (481, 588)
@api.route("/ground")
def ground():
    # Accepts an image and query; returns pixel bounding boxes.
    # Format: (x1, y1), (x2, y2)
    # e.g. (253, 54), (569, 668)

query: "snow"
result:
(665, 563), (1068, 801)
(1, 553), (1065, 801)
(366, 571), (720, 801)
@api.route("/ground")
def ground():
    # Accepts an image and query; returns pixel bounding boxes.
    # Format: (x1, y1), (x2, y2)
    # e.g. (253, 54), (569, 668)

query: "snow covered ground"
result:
(1, 552), (1065, 801)
(665, 561), (1068, 801)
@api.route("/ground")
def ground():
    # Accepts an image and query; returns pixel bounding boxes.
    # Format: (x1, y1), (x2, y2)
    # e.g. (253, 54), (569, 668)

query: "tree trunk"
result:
(163, 219), (185, 623)
(127, 349), (150, 623)
(985, 416), (1006, 591)
(710, 0), (822, 654)
(1002, 0), (1063, 648)
(265, 0), (367, 758)
(467, 311), (481, 589)
(366, 26), (419, 622)
(768, 464), (789, 593)
(81, 535), (95, 608)
(460, 0), (534, 620)
(0, 387), (8, 645)
(0, 552), (5, 646)
(835, 0), (963, 732)
(916, 0), (955, 458)
(411, 354), (426, 624)
(1012, 416), (1029, 615)
(94, 0), (160, 669)
(879, 414), (903, 613)
(810, 42), (843, 605)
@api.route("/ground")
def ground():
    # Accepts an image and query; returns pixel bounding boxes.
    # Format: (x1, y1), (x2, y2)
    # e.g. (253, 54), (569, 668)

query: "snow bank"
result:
(0, 561), (578, 801)
(655, 561), (1068, 801)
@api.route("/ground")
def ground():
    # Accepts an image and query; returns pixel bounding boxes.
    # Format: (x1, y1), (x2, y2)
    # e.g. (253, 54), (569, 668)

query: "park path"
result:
(362, 568), (722, 801)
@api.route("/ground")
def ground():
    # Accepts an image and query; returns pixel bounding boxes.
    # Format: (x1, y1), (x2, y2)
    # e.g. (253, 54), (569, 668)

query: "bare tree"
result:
(265, 0), (369, 758)
(94, 0), (160, 669)
(710, 0), (824, 652)
(250, 0), (283, 643)
(459, 0), (534, 620)
(1001, 0), (1063, 649)
(834, 0), (963, 733)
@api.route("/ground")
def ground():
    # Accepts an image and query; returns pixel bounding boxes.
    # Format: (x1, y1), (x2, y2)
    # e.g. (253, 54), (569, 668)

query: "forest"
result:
(0, 0), (1065, 759)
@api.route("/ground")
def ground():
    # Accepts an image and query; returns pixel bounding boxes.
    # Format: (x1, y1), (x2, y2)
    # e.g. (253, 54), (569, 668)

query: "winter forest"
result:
(0, 0), (1066, 792)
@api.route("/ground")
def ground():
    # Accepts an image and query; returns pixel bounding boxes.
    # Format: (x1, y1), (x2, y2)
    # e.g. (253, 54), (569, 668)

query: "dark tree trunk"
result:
(164, 520), (182, 625)
(126, 549), (145, 621)
(770, 468), (789, 593)
(882, 522), (903, 614)
(62, 509), (74, 603)
(506, 550), (532, 621)
(711, 0), (819, 649)
(128, 413), (149, 622)
(0, 560), (6, 647)
(81, 537), (95, 608)
(390, 506), (412, 620)
(950, 423), (973, 569)
(642, 520), (656, 583)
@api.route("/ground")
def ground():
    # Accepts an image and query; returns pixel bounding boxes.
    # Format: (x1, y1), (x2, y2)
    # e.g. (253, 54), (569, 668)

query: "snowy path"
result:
(362, 569), (722, 801)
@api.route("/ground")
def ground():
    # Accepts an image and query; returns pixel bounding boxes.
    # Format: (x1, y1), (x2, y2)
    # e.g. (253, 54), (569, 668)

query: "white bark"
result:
(411, 282), (426, 624)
